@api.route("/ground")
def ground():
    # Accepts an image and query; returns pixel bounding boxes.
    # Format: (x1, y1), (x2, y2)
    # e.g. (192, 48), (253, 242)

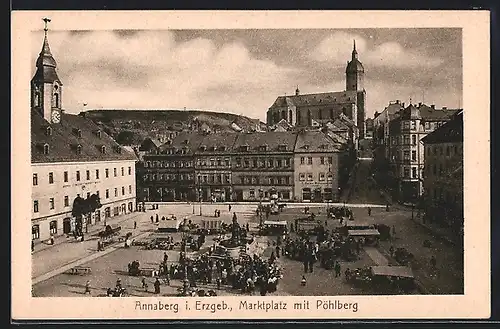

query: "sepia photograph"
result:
(11, 10), (490, 320)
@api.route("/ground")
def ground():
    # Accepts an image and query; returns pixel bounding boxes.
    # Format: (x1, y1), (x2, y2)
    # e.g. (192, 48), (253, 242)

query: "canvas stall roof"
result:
(347, 229), (380, 236)
(371, 266), (414, 278)
(264, 220), (287, 226)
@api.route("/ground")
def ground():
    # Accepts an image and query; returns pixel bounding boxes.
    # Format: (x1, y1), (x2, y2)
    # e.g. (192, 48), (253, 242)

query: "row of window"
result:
(197, 158), (231, 167)
(400, 120), (448, 131)
(40, 143), (118, 156)
(238, 176), (292, 186)
(198, 174), (231, 184)
(31, 221), (58, 239)
(144, 160), (194, 168)
(425, 162), (458, 177)
(298, 172), (334, 182)
(33, 166), (133, 186)
(299, 156), (334, 165)
(391, 134), (418, 146)
(402, 167), (422, 179)
(143, 173), (195, 182)
(425, 144), (462, 157)
(236, 157), (292, 168)
(33, 185), (133, 213)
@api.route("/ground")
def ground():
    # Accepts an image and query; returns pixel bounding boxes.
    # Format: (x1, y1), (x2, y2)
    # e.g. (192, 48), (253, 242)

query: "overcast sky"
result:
(31, 28), (462, 121)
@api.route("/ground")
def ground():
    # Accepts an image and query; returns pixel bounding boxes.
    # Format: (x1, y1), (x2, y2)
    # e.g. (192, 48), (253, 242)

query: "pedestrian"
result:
(31, 240), (34, 252)
(163, 252), (169, 263)
(97, 240), (101, 251)
(156, 214), (159, 223)
(142, 277), (148, 291)
(233, 212), (237, 221)
(276, 245), (281, 258)
(368, 207), (371, 216)
(430, 255), (437, 270)
(84, 280), (91, 295)
(50, 236), (54, 245)
(150, 216), (154, 224)
(334, 261), (341, 277)
(389, 245), (394, 258)
(214, 209), (218, 217)
(134, 221), (137, 229)
(229, 204), (232, 212)
(301, 275), (306, 286)
(246, 223), (249, 232)
(386, 203), (390, 212)
(154, 278), (161, 294)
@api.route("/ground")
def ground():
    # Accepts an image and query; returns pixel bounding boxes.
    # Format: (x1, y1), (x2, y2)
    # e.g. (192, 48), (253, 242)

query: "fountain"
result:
(217, 215), (252, 259)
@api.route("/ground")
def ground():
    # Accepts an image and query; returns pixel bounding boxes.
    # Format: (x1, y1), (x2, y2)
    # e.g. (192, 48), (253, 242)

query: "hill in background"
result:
(80, 109), (267, 146)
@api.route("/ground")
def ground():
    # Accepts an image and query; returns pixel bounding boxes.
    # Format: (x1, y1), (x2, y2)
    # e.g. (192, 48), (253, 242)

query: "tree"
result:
(71, 194), (102, 235)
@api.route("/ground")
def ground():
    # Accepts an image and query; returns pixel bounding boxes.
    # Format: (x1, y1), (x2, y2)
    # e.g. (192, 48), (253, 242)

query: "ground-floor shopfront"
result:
(140, 185), (197, 202)
(31, 197), (136, 242)
(199, 186), (232, 202)
(232, 186), (294, 202)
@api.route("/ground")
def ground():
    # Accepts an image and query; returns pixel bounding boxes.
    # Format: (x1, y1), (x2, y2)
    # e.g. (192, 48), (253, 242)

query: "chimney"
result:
(418, 102), (422, 107)
(431, 104), (435, 109)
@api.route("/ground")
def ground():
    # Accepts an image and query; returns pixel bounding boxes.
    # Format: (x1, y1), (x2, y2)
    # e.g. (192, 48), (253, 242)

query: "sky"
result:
(31, 28), (462, 121)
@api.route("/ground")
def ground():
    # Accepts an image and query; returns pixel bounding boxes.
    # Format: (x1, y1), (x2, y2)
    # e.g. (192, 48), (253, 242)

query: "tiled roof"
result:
(232, 132), (298, 153)
(196, 133), (239, 153)
(294, 131), (343, 153)
(395, 104), (461, 121)
(158, 131), (206, 155)
(31, 109), (137, 163)
(270, 91), (357, 108)
(422, 111), (463, 144)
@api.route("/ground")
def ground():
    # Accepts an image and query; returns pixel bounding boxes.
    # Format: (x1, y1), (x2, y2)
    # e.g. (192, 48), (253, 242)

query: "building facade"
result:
(31, 24), (137, 242)
(195, 133), (238, 202)
(231, 132), (297, 202)
(422, 111), (463, 236)
(387, 103), (461, 203)
(267, 41), (367, 139)
(293, 131), (343, 202)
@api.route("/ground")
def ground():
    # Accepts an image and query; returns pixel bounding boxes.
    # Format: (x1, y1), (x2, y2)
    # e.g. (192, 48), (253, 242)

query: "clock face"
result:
(51, 110), (60, 123)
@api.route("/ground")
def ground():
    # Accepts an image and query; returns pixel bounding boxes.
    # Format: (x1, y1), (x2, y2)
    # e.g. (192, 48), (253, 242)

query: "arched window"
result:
(289, 110), (293, 124)
(101, 145), (106, 154)
(43, 143), (50, 155)
(76, 144), (82, 155)
(34, 91), (41, 107)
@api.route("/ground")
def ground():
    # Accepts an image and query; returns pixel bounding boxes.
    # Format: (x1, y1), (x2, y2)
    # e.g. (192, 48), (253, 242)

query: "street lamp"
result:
(180, 225), (190, 296)
(198, 186), (202, 216)
(258, 188), (263, 227)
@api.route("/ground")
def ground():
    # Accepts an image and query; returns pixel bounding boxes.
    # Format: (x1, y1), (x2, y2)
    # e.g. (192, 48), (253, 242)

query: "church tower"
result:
(346, 40), (364, 91)
(345, 40), (366, 139)
(31, 18), (63, 124)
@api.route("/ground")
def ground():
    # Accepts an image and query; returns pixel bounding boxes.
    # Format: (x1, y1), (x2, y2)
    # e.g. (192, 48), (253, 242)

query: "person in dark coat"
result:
(367, 207), (371, 216)
(154, 278), (161, 294)
(334, 261), (341, 277)
(229, 204), (232, 212)
(134, 221), (137, 229)
(151, 216), (154, 223)
(31, 240), (34, 252)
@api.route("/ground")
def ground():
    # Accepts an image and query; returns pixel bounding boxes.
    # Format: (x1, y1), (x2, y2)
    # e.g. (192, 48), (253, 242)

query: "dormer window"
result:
(303, 145), (310, 150)
(184, 139), (189, 145)
(199, 145), (207, 152)
(76, 144), (82, 155)
(45, 126), (52, 136)
(43, 143), (50, 155)
(115, 145), (122, 154)
(96, 130), (102, 138)
(219, 146), (226, 152)
(166, 140), (172, 145)
(259, 145), (268, 152)
(101, 145), (106, 154)
(241, 145), (249, 152)
(212, 146), (217, 151)
(278, 144), (287, 151)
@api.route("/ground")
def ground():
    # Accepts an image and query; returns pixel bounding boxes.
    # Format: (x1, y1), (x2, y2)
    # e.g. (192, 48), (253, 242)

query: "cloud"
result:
(31, 30), (297, 120)
(310, 31), (444, 69)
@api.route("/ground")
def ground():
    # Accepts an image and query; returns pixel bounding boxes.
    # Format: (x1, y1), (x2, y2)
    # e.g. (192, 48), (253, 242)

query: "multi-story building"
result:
(195, 133), (238, 202)
(293, 131), (344, 202)
(387, 103), (461, 203)
(422, 111), (463, 235)
(31, 23), (137, 242)
(140, 132), (202, 201)
(373, 100), (405, 160)
(231, 132), (297, 202)
(267, 41), (367, 139)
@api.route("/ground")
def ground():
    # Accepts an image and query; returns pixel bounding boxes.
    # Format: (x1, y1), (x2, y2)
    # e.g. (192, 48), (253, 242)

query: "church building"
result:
(31, 19), (137, 243)
(267, 41), (367, 139)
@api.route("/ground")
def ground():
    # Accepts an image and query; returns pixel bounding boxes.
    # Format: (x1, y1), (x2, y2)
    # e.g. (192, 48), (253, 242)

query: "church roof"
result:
(31, 109), (136, 163)
(270, 91), (357, 109)
(346, 58), (364, 72)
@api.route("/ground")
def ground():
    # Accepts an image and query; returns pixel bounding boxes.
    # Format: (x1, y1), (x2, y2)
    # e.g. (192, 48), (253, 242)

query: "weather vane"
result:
(43, 17), (51, 32)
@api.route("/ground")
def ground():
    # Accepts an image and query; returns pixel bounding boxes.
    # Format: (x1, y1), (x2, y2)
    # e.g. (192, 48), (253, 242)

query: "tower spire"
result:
(352, 39), (358, 60)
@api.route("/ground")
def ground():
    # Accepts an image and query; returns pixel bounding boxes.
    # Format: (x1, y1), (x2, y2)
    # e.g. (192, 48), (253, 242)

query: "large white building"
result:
(31, 21), (137, 242)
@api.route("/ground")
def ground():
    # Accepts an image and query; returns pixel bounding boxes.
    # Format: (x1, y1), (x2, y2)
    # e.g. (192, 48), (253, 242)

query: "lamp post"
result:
(180, 226), (190, 296)
(258, 188), (263, 227)
(198, 185), (202, 216)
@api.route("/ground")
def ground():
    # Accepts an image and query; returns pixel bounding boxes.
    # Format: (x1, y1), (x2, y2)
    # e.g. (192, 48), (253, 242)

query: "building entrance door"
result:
(63, 218), (71, 234)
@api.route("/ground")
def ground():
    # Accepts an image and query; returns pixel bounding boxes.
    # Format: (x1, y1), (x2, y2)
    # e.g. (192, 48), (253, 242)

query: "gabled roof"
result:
(294, 131), (343, 153)
(422, 111), (463, 144)
(270, 91), (357, 108)
(31, 109), (136, 163)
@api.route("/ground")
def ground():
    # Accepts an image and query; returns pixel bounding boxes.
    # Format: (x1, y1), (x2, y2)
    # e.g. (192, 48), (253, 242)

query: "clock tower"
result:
(31, 18), (63, 124)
